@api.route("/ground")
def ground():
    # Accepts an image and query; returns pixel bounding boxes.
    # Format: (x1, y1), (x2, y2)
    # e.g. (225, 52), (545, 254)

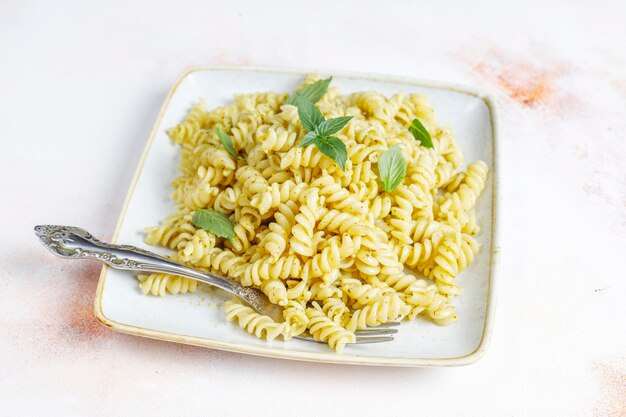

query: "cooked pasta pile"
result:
(139, 75), (489, 353)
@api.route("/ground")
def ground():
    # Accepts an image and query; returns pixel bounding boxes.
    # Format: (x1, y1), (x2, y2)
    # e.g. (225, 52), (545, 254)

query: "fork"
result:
(34, 225), (398, 345)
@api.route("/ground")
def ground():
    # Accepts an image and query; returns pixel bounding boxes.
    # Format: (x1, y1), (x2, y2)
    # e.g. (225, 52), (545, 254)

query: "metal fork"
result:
(34, 225), (398, 345)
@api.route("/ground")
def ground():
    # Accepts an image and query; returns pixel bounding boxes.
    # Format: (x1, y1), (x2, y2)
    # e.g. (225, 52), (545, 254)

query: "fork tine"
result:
(292, 335), (324, 343)
(353, 336), (395, 344)
(293, 332), (396, 344)
(370, 321), (401, 328)
(354, 328), (398, 336)
(292, 321), (400, 345)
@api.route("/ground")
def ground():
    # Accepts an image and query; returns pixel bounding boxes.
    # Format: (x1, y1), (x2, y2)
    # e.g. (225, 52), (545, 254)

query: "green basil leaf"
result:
(215, 126), (237, 158)
(285, 77), (332, 105)
(192, 209), (235, 242)
(315, 136), (347, 171)
(409, 118), (433, 148)
(378, 143), (406, 192)
(295, 96), (325, 132)
(315, 116), (353, 137)
(299, 131), (319, 147)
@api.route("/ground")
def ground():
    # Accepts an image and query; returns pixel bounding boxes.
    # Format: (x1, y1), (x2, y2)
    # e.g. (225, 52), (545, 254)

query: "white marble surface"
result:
(1, 1), (624, 416)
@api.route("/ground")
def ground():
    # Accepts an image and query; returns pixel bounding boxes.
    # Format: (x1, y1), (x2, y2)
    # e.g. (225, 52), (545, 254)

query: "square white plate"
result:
(95, 67), (499, 367)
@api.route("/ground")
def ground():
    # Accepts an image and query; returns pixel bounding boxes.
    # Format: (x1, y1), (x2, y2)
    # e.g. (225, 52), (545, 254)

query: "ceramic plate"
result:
(94, 67), (499, 366)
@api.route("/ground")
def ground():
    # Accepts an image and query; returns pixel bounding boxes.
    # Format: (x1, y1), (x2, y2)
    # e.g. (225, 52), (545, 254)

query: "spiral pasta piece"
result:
(301, 240), (340, 279)
(436, 161), (488, 231)
(317, 209), (367, 236)
(168, 101), (206, 145)
(285, 276), (310, 302)
(260, 279), (289, 306)
(259, 125), (298, 152)
(283, 300), (309, 335)
(322, 298), (351, 326)
(434, 127), (463, 172)
(279, 145), (335, 170)
(257, 223), (288, 262)
(340, 277), (390, 307)
(429, 236), (464, 296)
(354, 249), (381, 277)
(309, 280), (342, 301)
(193, 141), (237, 171)
(225, 300), (290, 341)
(289, 188), (323, 257)
(378, 271), (420, 295)
(137, 272), (198, 296)
(213, 185), (242, 212)
(403, 279), (457, 325)
(306, 303), (356, 353)
(229, 213), (258, 253)
(201, 247), (248, 279)
(342, 160), (376, 187)
(326, 234), (360, 259)
(347, 293), (410, 331)
(349, 180), (378, 202)
(144, 212), (196, 250)
(178, 229), (216, 264)
(311, 173), (367, 215)
(240, 254), (302, 286)
(368, 195), (392, 220)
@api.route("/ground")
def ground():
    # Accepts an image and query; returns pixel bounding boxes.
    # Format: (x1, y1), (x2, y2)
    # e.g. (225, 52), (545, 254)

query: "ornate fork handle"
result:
(34, 225), (398, 340)
(33, 225), (244, 296)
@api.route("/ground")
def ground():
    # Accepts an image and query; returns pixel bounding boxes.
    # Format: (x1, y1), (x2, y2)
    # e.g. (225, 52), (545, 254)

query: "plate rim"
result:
(93, 65), (501, 367)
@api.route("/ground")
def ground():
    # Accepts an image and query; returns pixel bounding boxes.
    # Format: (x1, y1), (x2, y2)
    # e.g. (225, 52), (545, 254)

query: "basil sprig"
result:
(215, 126), (237, 159)
(409, 118), (433, 148)
(293, 94), (351, 171)
(285, 77), (332, 106)
(192, 209), (235, 242)
(378, 143), (406, 193)
(313, 136), (348, 172)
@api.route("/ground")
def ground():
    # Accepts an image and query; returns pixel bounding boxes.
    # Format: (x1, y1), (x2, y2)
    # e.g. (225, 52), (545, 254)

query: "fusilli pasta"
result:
(140, 75), (489, 353)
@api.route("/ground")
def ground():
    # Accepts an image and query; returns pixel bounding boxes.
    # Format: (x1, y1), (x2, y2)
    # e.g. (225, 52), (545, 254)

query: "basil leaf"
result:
(409, 118), (433, 148)
(315, 116), (353, 137)
(299, 131), (318, 147)
(192, 209), (235, 242)
(315, 136), (347, 171)
(378, 143), (406, 192)
(215, 126), (237, 158)
(285, 77), (332, 105)
(295, 96), (325, 132)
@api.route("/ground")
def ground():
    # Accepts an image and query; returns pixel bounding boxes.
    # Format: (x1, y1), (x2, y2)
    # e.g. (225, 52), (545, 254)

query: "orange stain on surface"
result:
(473, 51), (559, 107)
(593, 362), (626, 417)
(1, 248), (115, 356)
(62, 262), (112, 341)
(457, 47), (577, 112)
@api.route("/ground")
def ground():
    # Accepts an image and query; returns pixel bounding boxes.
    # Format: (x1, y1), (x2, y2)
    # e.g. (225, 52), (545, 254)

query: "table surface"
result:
(1, 1), (624, 416)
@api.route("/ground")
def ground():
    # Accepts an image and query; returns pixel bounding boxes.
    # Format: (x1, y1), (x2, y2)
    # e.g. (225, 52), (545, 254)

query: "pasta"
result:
(306, 302), (356, 352)
(140, 75), (489, 353)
